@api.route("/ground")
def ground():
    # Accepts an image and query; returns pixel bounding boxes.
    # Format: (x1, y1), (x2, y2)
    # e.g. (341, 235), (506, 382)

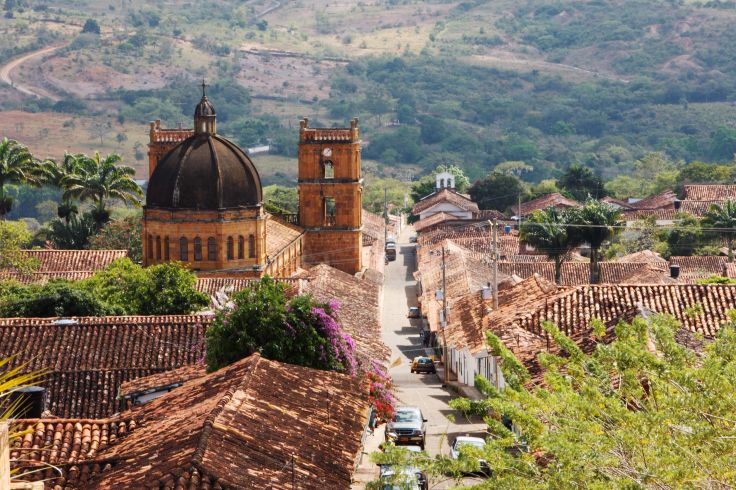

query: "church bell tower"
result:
(298, 118), (363, 274)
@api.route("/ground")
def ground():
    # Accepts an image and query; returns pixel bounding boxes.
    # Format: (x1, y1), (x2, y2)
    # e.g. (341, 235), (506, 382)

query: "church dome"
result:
(146, 84), (262, 210)
(146, 133), (262, 210)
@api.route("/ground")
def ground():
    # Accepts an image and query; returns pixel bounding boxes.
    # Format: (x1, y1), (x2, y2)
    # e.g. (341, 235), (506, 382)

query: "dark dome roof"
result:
(146, 134), (262, 210)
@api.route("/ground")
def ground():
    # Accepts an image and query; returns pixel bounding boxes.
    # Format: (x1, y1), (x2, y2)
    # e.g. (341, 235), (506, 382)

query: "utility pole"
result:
(518, 192), (522, 230)
(441, 246), (449, 385)
(491, 219), (499, 309)
(383, 187), (388, 244)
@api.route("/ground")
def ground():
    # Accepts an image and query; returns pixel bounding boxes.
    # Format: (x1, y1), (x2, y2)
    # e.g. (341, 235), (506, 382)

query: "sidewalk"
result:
(351, 424), (385, 488)
(434, 364), (485, 401)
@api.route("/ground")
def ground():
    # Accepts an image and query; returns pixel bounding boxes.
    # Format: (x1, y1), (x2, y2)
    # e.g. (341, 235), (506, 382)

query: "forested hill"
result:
(3, 0), (736, 187)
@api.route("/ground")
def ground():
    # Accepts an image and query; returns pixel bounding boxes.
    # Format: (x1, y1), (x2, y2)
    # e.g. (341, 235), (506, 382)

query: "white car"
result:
(451, 436), (490, 474)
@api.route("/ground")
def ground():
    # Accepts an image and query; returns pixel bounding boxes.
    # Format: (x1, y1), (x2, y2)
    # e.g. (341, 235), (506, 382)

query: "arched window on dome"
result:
(156, 236), (161, 260)
(227, 237), (234, 260)
(179, 237), (188, 261)
(164, 237), (170, 261)
(194, 237), (202, 261)
(147, 235), (153, 259)
(248, 235), (256, 258)
(238, 236), (245, 259)
(207, 237), (216, 261)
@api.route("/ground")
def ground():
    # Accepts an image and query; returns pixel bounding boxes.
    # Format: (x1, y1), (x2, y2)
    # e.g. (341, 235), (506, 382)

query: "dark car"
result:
(407, 307), (421, 318)
(386, 407), (427, 450)
(410, 357), (436, 374)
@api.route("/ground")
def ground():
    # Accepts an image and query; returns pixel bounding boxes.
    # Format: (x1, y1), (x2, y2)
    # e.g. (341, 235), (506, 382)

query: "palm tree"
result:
(60, 152), (143, 229)
(520, 207), (574, 285)
(48, 152), (86, 223)
(0, 138), (46, 218)
(703, 199), (736, 262)
(568, 200), (622, 284)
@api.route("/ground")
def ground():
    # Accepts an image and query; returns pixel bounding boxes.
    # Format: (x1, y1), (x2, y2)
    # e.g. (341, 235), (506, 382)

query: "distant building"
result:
(143, 84), (364, 275)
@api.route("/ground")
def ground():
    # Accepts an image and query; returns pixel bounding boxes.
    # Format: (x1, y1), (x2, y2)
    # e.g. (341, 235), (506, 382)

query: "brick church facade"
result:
(142, 85), (362, 276)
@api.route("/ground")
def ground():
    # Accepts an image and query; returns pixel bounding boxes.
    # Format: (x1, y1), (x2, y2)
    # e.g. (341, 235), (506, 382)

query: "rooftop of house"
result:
(0, 315), (211, 418)
(298, 264), (389, 366)
(0, 250), (128, 284)
(682, 184), (736, 201)
(266, 214), (304, 256)
(195, 276), (305, 298)
(361, 209), (396, 246)
(446, 280), (736, 383)
(510, 193), (580, 217)
(12, 354), (370, 490)
(613, 250), (668, 268)
(411, 187), (479, 216)
(413, 212), (457, 232)
(629, 190), (677, 210)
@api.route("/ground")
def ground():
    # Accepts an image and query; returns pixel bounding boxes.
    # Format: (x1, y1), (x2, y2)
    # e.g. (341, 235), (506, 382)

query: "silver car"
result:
(451, 436), (490, 474)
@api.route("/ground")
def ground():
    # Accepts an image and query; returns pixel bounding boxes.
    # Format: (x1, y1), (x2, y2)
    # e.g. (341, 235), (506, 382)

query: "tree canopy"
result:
(205, 277), (357, 373)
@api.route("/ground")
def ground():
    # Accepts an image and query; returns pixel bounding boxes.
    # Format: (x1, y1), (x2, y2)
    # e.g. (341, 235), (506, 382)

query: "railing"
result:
(325, 215), (336, 227)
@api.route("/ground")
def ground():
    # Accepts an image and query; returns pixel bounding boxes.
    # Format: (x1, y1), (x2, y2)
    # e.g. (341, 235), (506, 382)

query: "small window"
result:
(248, 235), (256, 258)
(324, 197), (336, 226)
(194, 237), (202, 261)
(322, 160), (334, 179)
(147, 235), (153, 259)
(156, 236), (161, 260)
(207, 237), (216, 261)
(238, 236), (245, 259)
(179, 237), (188, 261)
(227, 237), (234, 260)
(164, 237), (170, 260)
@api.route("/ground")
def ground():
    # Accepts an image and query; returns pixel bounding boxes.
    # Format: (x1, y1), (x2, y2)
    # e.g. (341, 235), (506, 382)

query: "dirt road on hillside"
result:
(1, 44), (67, 100)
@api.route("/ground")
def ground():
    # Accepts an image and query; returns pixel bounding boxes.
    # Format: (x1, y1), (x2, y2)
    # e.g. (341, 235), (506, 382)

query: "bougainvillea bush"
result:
(205, 276), (357, 374)
(366, 360), (396, 423)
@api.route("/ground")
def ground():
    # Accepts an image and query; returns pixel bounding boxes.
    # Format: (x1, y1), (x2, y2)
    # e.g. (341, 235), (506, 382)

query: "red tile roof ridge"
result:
(412, 188), (479, 215)
(0, 314), (213, 326)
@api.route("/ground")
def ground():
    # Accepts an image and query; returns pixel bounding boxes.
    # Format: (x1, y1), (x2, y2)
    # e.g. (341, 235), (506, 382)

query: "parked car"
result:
(409, 235), (417, 243)
(407, 306), (421, 318)
(378, 463), (428, 490)
(451, 436), (490, 475)
(386, 407), (427, 449)
(385, 242), (397, 261)
(410, 356), (436, 374)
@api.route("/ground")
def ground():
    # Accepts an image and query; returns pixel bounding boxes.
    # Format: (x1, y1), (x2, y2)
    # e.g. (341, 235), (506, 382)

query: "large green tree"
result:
(557, 164), (605, 201)
(520, 207), (574, 284)
(469, 172), (526, 212)
(0, 220), (36, 273)
(568, 200), (622, 284)
(0, 138), (46, 218)
(703, 199), (736, 262)
(372, 314), (736, 488)
(60, 152), (142, 228)
(205, 277), (357, 374)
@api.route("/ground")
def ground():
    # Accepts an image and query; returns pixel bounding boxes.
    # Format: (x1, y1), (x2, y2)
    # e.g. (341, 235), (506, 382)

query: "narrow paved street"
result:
(381, 224), (486, 488)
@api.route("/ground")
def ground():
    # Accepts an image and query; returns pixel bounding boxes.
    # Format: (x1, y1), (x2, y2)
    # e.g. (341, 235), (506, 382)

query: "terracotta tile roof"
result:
(669, 256), (727, 283)
(298, 264), (389, 365)
(614, 250), (668, 268)
(601, 196), (634, 209)
(412, 188), (479, 215)
(87, 354), (370, 489)
(726, 263), (736, 279)
(266, 214), (304, 257)
(619, 266), (677, 284)
(507, 284), (736, 339)
(511, 193), (580, 217)
(361, 209), (395, 246)
(683, 184), (736, 201)
(0, 250), (128, 283)
(497, 261), (591, 286)
(413, 212), (456, 232)
(630, 190), (677, 210)
(11, 418), (136, 471)
(474, 209), (508, 220)
(417, 224), (523, 260)
(622, 208), (678, 221)
(13, 355), (371, 490)
(195, 276), (305, 297)
(118, 364), (207, 400)
(0, 315), (211, 418)
(679, 200), (718, 217)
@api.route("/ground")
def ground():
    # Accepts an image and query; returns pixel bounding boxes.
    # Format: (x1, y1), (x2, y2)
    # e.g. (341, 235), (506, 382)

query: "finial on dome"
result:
(194, 80), (216, 135)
